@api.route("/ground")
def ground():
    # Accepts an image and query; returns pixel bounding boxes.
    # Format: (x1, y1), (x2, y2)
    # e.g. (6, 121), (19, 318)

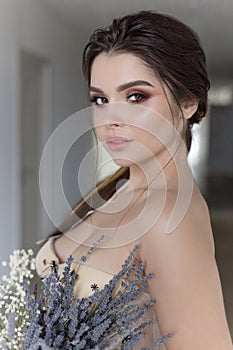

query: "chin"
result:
(112, 157), (134, 167)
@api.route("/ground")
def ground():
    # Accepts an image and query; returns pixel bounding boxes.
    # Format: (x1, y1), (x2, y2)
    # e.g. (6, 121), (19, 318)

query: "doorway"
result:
(20, 50), (53, 249)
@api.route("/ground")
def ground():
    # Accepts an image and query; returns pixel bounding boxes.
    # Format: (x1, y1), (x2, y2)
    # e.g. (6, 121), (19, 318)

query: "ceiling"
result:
(41, 0), (233, 82)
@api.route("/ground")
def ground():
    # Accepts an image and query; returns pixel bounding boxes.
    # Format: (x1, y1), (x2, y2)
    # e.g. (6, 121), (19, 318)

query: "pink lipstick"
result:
(106, 136), (132, 150)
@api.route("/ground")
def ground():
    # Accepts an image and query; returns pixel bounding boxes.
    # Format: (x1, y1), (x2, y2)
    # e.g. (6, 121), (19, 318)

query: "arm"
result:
(138, 197), (233, 350)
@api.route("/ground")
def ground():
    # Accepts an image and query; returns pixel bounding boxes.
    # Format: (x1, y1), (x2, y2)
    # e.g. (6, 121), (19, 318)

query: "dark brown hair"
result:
(48, 10), (210, 238)
(82, 10), (210, 151)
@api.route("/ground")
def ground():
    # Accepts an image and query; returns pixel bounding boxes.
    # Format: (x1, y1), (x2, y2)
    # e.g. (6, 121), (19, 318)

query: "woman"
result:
(36, 10), (233, 349)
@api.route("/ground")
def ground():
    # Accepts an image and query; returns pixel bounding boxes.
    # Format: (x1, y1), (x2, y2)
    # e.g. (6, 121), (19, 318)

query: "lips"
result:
(106, 136), (132, 150)
(106, 136), (130, 143)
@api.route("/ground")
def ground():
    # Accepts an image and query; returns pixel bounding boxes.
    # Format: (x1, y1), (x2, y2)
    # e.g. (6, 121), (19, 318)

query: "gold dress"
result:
(36, 235), (167, 349)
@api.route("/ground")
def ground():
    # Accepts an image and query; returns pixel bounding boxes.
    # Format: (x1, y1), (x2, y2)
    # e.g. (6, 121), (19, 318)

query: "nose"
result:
(102, 103), (125, 129)
(105, 103), (126, 129)
(107, 122), (122, 129)
(93, 102), (126, 129)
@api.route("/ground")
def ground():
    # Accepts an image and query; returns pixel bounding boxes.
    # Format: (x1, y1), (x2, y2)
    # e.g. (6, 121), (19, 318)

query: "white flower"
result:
(0, 249), (36, 350)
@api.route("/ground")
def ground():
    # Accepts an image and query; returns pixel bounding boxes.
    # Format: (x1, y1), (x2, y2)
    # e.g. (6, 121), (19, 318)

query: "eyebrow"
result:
(89, 80), (155, 93)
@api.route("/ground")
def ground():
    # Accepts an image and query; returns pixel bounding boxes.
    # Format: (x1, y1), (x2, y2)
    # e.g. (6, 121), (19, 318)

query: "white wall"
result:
(0, 0), (90, 268)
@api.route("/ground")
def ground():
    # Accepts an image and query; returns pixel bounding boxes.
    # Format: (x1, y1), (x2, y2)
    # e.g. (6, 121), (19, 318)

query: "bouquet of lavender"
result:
(0, 245), (172, 349)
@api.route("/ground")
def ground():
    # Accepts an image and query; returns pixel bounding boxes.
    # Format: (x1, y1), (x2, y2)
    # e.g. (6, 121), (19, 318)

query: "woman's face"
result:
(89, 52), (185, 167)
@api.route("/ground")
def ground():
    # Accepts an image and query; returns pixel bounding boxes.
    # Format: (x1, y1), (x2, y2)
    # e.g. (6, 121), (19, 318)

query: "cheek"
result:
(93, 112), (103, 136)
(131, 110), (177, 155)
(94, 125), (105, 141)
(146, 99), (174, 124)
(133, 126), (163, 150)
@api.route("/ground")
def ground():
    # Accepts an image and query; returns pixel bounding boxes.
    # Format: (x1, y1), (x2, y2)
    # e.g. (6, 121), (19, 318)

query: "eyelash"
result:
(89, 92), (148, 106)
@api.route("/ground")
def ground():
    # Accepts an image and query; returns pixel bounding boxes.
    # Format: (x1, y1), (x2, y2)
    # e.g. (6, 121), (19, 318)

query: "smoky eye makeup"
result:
(89, 95), (108, 106)
(127, 91), (149, 102)
(89, 88), (151, 106)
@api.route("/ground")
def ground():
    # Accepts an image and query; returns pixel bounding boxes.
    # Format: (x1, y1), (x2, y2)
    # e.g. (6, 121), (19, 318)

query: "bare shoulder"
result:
(138, 182), (215, 259)
(136, 184), (233, 349)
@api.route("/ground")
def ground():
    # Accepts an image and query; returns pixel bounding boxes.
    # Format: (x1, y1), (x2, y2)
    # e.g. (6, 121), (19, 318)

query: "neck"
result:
(126, 146), (190, 194)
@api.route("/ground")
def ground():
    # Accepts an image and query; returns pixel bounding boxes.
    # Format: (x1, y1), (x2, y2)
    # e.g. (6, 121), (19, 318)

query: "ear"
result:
(181, 100), (199, 120)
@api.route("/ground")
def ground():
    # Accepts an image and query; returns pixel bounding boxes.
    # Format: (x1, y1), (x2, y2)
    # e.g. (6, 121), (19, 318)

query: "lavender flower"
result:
(0, 245), (173, 349)
(79, 234), (105, 263)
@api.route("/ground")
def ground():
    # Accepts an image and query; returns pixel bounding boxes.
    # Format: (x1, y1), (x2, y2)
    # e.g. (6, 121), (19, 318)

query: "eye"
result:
(128, 92), (148, 103)
(89, 96), (108, 106)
